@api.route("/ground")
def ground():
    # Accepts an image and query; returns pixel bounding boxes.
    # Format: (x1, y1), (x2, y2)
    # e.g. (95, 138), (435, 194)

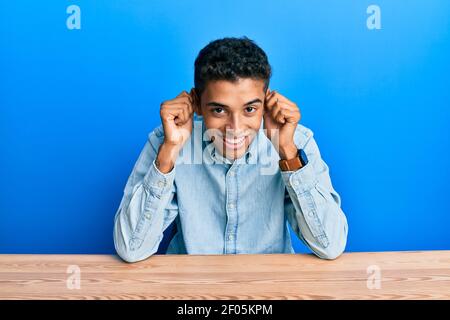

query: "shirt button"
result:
(292, 180), (299, 186)
(145, 213), (151, 219)
(227, 234), (234, 241)
(228, 203), (235, 209)
(157, 181), (164, 188)
(308, 211), (314, 218)
(229, 171), (235, 177)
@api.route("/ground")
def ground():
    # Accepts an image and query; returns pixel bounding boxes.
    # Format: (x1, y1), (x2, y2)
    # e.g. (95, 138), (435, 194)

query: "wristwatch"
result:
(279, 149), (307, 171)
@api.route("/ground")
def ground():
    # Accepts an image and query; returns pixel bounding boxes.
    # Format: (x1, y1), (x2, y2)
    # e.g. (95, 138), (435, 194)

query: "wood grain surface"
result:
(0, 251), (449, 300)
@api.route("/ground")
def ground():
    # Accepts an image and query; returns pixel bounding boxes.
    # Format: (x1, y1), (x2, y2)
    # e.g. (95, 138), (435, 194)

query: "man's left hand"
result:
(263, 89), (301, 160)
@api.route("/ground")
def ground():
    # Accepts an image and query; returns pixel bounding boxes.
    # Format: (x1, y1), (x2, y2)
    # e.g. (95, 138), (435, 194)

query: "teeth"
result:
(224, 137), (245, 144)
(223, 136), (246, 147)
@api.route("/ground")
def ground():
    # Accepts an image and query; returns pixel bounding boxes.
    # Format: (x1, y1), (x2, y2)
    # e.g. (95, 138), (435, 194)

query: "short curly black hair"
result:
(194, 37), (272, 97)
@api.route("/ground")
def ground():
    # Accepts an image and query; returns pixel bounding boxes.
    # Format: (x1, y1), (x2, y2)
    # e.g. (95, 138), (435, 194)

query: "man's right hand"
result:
(156, 90), (195, 173)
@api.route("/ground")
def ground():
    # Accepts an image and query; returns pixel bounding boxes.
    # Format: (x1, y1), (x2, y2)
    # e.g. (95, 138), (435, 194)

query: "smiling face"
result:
(196, 78), (266, 160)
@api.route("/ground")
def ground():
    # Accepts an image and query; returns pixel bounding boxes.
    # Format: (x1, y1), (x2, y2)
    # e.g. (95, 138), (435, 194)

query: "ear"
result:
(190, 88), (202, 116)
(264, 87), (271, 114)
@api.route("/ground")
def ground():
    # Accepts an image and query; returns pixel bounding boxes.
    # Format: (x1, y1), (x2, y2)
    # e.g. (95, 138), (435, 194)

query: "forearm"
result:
(282, 162), (348, 260)
(114, 158), (177, 263)
(156, 142), (181, 173)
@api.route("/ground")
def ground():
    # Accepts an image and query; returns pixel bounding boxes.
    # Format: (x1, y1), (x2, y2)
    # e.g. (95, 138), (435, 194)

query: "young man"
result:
(114, 37), (348, 262)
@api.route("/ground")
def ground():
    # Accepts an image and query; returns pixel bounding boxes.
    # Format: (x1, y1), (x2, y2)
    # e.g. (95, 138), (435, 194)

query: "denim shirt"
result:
(113, 115), (348, 262)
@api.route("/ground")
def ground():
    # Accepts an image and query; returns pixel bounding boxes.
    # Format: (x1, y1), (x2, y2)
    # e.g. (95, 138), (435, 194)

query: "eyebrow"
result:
(206, 98), (263, 108)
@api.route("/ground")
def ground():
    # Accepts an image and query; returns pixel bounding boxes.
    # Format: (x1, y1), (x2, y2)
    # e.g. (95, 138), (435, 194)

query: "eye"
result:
(245, 106), (257, 113)
(212, 107), (225, 114)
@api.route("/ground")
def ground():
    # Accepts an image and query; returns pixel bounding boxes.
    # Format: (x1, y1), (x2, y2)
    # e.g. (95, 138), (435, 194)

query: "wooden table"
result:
(0, 251), (449, 300)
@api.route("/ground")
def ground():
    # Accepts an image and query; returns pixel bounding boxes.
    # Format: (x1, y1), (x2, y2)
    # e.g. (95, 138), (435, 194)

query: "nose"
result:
(225, 114), (243, 136)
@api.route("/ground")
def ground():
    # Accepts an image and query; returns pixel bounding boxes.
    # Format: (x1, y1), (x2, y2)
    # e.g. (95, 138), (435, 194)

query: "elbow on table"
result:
(116, 251), (141, 263)
(113, 221), (157, 263)
(311, 229), (347, 260)
(318, 245), (345, 260)
(320, 216), (348, 260)
(114, 235), (156, 263)
(317, 233), (348, 260)
(115, 246), (155, 263)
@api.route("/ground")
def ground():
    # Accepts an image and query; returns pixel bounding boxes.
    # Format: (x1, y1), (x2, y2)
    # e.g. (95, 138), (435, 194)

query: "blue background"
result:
(1, 1), (449, 254)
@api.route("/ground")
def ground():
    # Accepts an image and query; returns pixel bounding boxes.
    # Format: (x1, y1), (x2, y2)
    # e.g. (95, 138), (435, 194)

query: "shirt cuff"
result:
(142, 160), (176, 198)
(281, 162), (317, 194)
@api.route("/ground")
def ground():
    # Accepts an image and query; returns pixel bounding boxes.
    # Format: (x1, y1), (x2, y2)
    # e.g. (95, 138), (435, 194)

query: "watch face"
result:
(299, 149), (308, 166)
